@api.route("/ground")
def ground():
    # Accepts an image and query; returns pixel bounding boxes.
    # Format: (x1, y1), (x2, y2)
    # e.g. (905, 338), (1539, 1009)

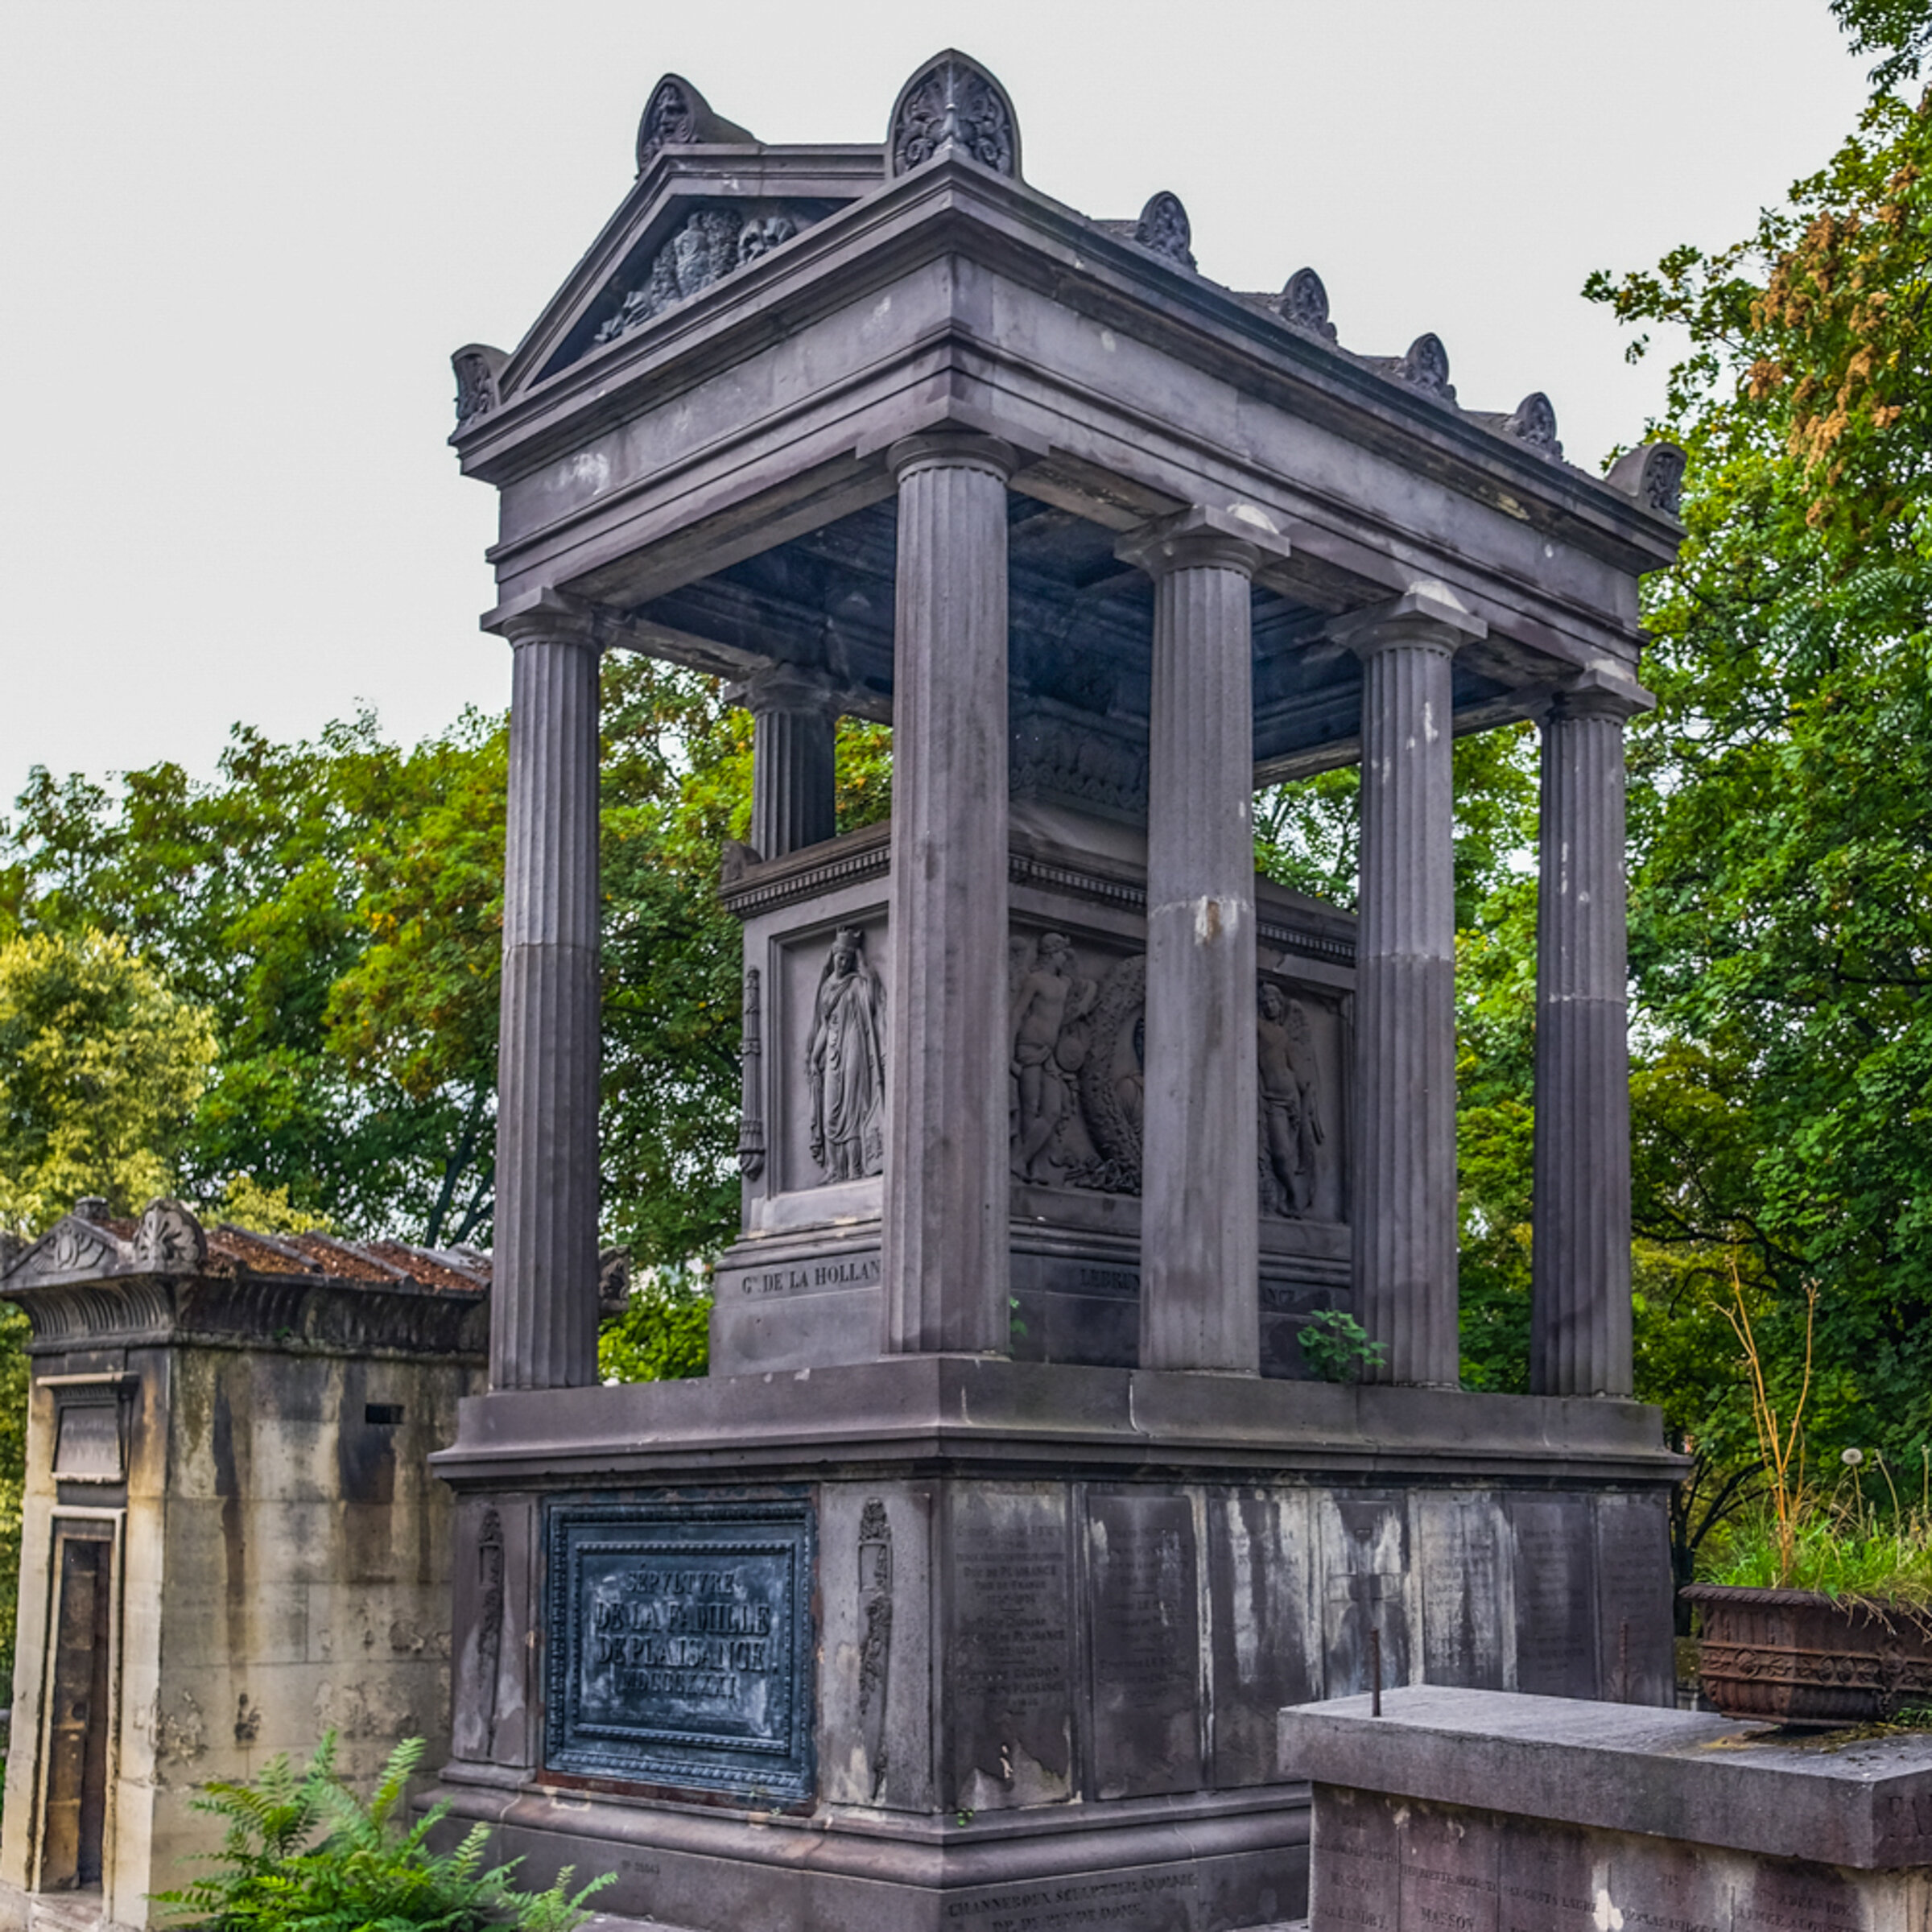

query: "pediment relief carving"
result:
(7, 1214), (128, 1286)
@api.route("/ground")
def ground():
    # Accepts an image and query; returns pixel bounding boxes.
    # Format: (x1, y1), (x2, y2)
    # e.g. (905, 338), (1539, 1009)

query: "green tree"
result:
(1583, 68), (1932, 1513)
(0, 929), (215, 1234)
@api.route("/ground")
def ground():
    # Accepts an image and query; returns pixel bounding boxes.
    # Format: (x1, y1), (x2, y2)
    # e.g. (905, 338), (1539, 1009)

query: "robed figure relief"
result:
(1257, 982), (1324, 1216)
(807, 927), (886, 1181)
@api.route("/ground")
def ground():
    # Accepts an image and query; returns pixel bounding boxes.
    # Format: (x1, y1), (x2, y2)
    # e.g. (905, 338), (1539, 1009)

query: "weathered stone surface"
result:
(1334, 589), (1484, 1388)
(881, 434), (1015, 1356)
(492, 604), (601, 1391)
(1283, 1685), (1932, 1869)
(1531, 677), (1649, 1397)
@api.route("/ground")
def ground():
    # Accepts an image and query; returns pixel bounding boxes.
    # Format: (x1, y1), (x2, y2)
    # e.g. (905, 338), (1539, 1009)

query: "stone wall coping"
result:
(431, 1356), (1681, 1486)
(1278, 1685), (1932, 1870)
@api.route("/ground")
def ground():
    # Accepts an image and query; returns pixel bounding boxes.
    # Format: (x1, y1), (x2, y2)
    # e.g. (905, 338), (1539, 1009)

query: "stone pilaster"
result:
(492, 600), (603, 1392)
(1531, 674), (1650, 1397)
(735, 666), (839, 859)
(1118, 507), (1287, 1373)
(1332, 588), (1485, 1388)
(881, 432), (1017, 1355)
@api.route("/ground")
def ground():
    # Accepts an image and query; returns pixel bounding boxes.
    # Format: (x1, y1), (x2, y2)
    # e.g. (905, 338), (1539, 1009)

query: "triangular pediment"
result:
(1, 1198), (208, 1290)
(456, 77), (885, 431)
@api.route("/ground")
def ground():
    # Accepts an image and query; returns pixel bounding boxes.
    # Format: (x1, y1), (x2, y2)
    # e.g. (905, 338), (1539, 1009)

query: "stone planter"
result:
(1682, 1581), (1932, 1727)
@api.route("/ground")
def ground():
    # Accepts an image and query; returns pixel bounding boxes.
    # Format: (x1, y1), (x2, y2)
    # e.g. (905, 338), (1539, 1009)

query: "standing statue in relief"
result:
(1257, 983), (1324, 1216)
(1009, 932), (1097, 1180)
(807, 927), (887, 1181)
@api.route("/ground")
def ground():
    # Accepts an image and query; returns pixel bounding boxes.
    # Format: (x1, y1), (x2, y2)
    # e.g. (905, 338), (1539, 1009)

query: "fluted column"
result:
(881, 432), (1016, 1355)
(1532, 673), (1650, 1397)
(1119, 508), (1286, 1373)
(492, 599), (602, 1391)
(737, 666), (839, 859)
(1333, 588), (1484, 1387)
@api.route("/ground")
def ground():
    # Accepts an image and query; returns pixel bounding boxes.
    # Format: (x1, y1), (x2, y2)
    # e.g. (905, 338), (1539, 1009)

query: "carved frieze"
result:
(591, 204), (815, 353)
(887, 51), (1021, 179)
(1134, 192), (1196, 270)
(807, 927), (886, 1181)
(1278, 266), (1338, 342)
(1010, 712), (1148, 820)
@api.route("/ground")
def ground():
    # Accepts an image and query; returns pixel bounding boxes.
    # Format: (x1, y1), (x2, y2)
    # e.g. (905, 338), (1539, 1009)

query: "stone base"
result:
(427, 1363), (1682, 1932)
(1283, 1686), (1932, 1931)
(431, 1777), (1307, 1932)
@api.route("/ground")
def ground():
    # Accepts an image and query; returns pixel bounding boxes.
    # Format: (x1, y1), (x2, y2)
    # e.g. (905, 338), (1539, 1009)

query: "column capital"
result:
(724, 662), (846, 719)
(1116, 504), (1291, 580)
(1328, 582), (1487, 659)
(886, 430), (1018, 482)
(1546, 666), (1654, 724)
(483, 587), (605, 651)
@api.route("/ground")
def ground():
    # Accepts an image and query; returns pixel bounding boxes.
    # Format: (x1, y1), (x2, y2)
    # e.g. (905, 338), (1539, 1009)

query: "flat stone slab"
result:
(1280, 1684), (1932, 1868)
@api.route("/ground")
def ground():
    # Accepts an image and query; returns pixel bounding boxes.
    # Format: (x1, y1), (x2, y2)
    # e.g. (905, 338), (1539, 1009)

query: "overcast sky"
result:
(1, 2), (1875, 800)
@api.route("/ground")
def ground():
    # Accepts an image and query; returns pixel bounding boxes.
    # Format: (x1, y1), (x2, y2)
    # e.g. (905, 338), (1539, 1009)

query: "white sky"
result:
(0, 1), (1874, 800)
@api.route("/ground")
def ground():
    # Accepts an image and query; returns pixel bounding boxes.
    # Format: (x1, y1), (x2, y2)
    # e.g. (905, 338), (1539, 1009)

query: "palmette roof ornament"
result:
(1504, 391), (1563, 460)
(1278, 266), (1337, 341)
(1608, 440), (1688, 518)
(451, 343), (506, 428)
(634, 72), (756, 171)
(1135, 192), (1196, 270)
(887, 51), (1022, 180)
(1398, 332), (1456, 402)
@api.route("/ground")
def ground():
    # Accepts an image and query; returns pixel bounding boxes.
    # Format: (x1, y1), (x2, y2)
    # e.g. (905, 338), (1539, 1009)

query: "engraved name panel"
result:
(544, 1499), (815, 1802)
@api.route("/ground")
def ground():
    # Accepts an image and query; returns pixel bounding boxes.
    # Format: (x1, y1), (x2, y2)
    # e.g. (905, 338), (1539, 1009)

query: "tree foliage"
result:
(1582, 73), (1932, 1549)
(0, 929), (215, 1234)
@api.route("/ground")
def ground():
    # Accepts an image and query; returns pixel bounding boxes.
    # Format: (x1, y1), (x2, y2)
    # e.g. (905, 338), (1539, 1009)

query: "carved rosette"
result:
(1135, 192), (1196, 270)
(1504, 390), (1563, 459)
(886, 50), (1021, 179)
(1278, 266), (1337, 342)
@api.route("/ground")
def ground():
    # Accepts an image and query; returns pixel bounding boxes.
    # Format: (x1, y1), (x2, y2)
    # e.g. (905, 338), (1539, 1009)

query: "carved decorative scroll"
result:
(857, 1498), (894, 1802)
(738, 965), (766, 1180)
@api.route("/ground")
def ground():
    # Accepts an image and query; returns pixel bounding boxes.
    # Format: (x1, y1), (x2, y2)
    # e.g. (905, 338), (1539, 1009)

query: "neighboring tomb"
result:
(1284, 1686), (1932, 1932)
(431, 52), (1686, 1932)
(0, 1200), (487, 1932)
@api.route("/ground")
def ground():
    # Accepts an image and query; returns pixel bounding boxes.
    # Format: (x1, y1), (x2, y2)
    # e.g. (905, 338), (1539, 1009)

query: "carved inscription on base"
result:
(543, 1499), (815, 1802)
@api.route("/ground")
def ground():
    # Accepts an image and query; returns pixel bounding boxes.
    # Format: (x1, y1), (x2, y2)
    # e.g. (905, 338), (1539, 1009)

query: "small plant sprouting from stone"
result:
(1298, 1308), (1385, 1384)
(151, 1732), (613, 1932)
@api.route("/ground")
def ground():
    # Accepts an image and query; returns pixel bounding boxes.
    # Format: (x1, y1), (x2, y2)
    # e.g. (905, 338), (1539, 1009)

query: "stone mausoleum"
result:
(430, 53), (1687, 1932)
(0, 1201), (488, 1932)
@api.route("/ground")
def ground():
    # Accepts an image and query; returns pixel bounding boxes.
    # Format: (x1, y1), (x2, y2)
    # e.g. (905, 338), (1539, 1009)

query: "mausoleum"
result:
(0, 1201), (488, 1932)
(431, 52), (1686, 1932)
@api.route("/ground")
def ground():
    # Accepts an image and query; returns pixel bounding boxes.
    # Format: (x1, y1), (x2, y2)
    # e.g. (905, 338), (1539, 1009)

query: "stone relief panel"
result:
(807, 927), (886, 1182)
(768, 916), (890, 1194)
(589, 202), (815, 353)
(1004, 926), (1346, 1222)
